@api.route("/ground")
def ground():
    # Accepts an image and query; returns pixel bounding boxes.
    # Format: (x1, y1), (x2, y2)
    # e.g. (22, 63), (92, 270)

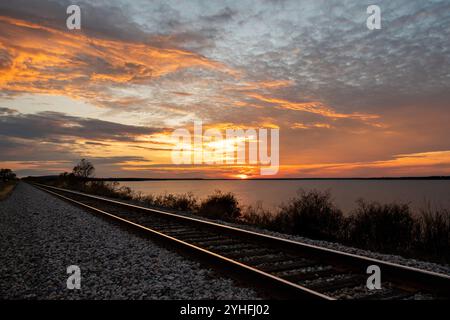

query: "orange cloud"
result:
(0, 16), (235, 100)
(0, 160), (71, 172)
(247, 93), (378, 121)
(277, 150), (450, 177)
(370, 150), (450, 170)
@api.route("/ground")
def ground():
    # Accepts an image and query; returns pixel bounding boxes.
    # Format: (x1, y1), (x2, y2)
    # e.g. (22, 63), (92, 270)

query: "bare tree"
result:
(72, 159), (95, 179)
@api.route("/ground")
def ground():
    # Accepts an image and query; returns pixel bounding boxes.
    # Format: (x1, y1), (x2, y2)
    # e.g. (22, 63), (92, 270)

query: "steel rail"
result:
(32, 183), (450, 300)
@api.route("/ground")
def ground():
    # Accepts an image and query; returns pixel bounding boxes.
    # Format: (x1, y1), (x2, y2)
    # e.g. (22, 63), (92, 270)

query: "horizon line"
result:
(22, 175), (450, 181)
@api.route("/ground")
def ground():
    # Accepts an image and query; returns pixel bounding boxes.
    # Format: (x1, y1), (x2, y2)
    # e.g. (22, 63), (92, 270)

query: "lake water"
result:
(119, 180), (450, 215)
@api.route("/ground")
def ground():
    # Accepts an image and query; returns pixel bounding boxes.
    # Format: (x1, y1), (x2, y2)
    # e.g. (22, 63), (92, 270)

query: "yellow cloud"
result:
(291, 122), (332, 129)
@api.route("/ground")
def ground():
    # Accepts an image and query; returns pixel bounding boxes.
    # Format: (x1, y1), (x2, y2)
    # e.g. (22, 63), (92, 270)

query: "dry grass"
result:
(0, 181), (17, 201)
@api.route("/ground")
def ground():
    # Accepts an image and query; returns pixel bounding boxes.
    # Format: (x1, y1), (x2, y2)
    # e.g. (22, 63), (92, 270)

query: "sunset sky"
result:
(1, 0), (450, 178)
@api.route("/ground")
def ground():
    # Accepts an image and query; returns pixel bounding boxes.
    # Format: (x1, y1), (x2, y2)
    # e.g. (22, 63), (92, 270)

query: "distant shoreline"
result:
(23, 176), (450, 181)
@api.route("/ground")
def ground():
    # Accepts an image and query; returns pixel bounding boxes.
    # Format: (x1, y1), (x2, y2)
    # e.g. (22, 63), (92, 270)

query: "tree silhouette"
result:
(72, 159), (95, 180)
(0, 168), (16, 181)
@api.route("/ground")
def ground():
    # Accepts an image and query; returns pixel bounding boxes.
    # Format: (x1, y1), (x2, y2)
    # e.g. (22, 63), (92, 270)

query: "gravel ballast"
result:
(0, 183), (258, 299)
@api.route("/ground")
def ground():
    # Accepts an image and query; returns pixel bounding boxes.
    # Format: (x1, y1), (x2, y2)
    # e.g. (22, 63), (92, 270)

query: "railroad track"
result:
(32, 183), (450, 300)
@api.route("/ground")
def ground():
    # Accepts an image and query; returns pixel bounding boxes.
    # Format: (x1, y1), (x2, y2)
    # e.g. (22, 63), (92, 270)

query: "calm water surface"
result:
(120, 180), (450, 214)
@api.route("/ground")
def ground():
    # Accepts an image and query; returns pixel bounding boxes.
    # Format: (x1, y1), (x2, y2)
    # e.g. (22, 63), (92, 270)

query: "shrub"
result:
(157, 192), (197, 211)
(241, 202), (276, 230)
(197, 190), (241, 221)
(273, 189), (344, 240)
(416, 205), (450, 261)
(169, 192), (197, 211)
(348, 200), (415, 253)
(83, 181), (122, 198)
(115, 186), (134, 200)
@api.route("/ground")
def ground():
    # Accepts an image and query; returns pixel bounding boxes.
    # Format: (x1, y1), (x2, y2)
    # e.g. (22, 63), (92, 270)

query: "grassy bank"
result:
(37, 177), (450, 264)
(0, 181), (17, 201)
